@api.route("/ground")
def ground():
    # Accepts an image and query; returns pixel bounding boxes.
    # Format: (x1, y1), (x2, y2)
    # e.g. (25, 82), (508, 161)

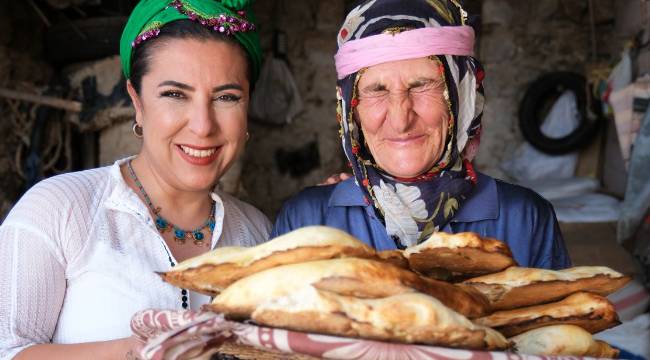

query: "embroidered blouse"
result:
(0, 158), (271, 360)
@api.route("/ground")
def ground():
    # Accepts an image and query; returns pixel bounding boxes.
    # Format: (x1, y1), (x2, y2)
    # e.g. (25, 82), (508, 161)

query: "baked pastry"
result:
(475, 292), (620, 337)
(511, 325), (619, 358)
(208, 257), (491, 319)
(462, 266), (631, 310)
(376, 249), (410, 269)
(159, 226), (376, 295)
(252, 286), (510, 350)
(404, 232), (516, 279)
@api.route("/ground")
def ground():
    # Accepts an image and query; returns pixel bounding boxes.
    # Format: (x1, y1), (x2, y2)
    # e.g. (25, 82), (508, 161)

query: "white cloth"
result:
(0, 158), (271, 360)
(608, 75), (650, 170)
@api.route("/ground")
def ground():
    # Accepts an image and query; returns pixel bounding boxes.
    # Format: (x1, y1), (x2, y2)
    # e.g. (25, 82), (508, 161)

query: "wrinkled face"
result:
(128, 38), (249, 192)
(356, 57), (450, 178)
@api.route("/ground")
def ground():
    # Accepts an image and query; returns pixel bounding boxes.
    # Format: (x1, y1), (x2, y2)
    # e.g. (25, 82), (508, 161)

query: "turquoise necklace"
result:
(127, 159), (215, 247)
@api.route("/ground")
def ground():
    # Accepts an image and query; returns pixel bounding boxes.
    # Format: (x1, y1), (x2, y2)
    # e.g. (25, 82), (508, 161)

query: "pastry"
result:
(208, 257), (490, 319)
(159, 226), (376, 295)
(475, 292), (620, 337)
(252, 286), (509, 350)
(404, 232), (516, 279)
(511, 325), (619, 358)
(462, 266), (631, 310)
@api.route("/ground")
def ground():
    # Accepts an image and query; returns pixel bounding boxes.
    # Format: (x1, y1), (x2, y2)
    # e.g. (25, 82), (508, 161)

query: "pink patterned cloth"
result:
(132, 309), (605, 360)
(334, 26), (475, 79)
(131, 309), (236, 360)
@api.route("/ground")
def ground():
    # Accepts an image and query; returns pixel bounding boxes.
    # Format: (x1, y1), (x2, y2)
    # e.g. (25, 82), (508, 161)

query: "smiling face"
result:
(127, 37), (249, 192)
(355, 57), (451, 178)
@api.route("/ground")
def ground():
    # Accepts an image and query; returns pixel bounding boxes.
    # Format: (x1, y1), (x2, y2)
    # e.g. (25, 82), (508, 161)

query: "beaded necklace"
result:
(126, 159), (215, 247)
(162, 247), (189, 309)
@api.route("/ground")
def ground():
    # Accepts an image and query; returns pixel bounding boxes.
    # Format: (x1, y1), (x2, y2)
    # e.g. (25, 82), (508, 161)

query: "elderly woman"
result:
(273, 0), (571, 270)
(0, 1), (269, 359)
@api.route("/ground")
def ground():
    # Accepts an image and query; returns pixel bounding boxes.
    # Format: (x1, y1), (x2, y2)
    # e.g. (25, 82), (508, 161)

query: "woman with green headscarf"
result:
(0, 1), (268, 359)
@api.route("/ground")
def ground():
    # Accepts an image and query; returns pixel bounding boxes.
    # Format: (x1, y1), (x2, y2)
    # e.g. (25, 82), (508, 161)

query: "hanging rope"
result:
(1, 91), (73, 181)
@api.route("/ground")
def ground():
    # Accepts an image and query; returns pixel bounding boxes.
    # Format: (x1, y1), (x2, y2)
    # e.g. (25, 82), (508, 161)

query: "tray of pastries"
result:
(136, 226), (632, 360)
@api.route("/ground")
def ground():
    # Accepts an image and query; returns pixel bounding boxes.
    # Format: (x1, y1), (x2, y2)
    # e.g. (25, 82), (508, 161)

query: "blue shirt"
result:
(272, 173), (571, 270)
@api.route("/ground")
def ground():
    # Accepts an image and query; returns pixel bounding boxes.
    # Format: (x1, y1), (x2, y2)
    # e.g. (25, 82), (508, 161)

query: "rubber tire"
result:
(519, 71), (603, 155)
(45, 16), (127, 65)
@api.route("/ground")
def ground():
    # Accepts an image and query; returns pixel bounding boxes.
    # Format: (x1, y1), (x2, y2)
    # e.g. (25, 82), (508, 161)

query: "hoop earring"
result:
(133, 122), (144, 138)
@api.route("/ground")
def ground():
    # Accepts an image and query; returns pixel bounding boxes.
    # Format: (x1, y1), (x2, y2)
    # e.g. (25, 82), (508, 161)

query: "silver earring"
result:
(246, 132), (250, 141)
(133, 122), (144, 138)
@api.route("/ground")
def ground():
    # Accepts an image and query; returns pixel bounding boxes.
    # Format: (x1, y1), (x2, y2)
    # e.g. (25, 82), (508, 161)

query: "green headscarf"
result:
(120, 0), (262, 82)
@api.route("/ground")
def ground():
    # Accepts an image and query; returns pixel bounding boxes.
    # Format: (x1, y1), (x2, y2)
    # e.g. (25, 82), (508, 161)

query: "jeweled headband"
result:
(119, 0), (262, 81)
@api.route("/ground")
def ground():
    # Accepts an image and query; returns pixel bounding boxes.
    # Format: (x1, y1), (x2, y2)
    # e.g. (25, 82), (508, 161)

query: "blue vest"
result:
(272, 173), (571, 269)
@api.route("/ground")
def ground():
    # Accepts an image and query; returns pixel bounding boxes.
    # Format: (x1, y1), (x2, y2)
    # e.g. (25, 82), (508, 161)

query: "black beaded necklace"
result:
(161, 246), (189, 309)
(126, 159), (216, 309)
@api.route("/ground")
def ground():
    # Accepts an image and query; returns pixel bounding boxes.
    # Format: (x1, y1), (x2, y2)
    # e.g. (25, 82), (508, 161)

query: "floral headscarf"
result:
(335, 0), (485, 248)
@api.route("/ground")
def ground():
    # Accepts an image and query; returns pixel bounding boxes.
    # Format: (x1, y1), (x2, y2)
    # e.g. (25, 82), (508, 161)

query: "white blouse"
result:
(0, 158), (271, 360)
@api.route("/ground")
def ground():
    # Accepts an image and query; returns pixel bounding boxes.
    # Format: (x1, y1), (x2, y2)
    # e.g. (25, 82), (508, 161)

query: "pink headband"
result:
(334, 26), (475, 80)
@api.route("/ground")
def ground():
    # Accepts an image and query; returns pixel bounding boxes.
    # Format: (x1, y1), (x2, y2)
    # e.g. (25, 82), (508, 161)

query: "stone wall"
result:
(65, 56), (138, 166)
(475, 0), (617, 180)
(0, 2), (53, 219)
(241, 0), (347, 218)
(0, 0), (627, 222)
(242, 0), (621, 218)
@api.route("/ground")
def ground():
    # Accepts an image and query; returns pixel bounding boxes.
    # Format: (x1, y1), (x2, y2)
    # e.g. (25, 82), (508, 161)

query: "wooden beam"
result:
(0, 87), (82, 113)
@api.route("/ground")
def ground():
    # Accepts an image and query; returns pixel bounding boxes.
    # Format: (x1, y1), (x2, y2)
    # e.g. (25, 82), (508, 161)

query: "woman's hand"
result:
(124, 335), (145, 360)
(14, 336), (145, 360)
(318, 172), (352, 185)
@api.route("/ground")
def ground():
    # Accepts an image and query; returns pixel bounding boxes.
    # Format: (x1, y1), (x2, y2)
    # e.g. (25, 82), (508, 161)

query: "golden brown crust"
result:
(463, 268), (632, 310)
(404, 232), (516, 276)
(253, 309), (358, 338)
(208, 258), (491, 320)
(251, 288), (509, 350)
(476, 292), (620, 337)
(510, 325), (619, 358)
(464, 266), (629, 286)
(312, 265), (491, 318)
(408, 248), (516, 278)
(492, 314), (619, 338)
(161, 244), (376, 296)
(376, 249), (410, 269)
(590, 340), (620, 359)
(253, 308), (492, 349)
